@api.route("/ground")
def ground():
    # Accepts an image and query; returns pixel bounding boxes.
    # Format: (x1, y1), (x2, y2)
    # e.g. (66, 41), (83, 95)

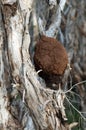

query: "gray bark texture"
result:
(0, 0), (86, 130)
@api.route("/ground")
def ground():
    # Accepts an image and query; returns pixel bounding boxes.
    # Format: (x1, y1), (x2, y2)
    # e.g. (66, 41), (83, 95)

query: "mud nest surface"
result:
(34, 35), (68, 75)
(34, 35), (68, 88)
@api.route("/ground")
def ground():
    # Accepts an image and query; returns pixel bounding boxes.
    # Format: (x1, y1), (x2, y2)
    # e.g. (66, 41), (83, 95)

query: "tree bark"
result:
(0, 0), (85, 130)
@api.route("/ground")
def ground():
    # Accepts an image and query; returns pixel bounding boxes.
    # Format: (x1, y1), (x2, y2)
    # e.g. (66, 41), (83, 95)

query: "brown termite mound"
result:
(34, 35), (68, 89)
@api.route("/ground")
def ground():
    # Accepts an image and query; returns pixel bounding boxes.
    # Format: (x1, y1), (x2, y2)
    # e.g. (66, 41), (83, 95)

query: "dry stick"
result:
(66, 96), (86, 121)
(64, 80), (86, 121)
(69, 91), (82, 100)
(64, 80), (86, 94)
(66, 95), (81, 104)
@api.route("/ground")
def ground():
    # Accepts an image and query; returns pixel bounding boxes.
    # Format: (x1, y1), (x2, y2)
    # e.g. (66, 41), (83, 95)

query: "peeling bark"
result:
(0, 0), (85, 130)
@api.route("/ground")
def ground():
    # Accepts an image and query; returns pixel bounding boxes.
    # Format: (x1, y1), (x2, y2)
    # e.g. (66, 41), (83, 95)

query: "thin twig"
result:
(69, 91), (82, 100)
(66, 95), (80, 104)
(64, 80), (86, 94)
(66, 96), (86, 121)
(37, 69), (42, 74)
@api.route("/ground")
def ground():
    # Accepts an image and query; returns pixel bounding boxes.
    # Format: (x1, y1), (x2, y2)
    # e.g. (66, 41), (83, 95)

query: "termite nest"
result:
(34, 35), (68, 89)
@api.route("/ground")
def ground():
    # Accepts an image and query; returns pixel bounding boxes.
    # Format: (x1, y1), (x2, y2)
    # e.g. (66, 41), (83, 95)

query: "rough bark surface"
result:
(0, 0), (86, 130)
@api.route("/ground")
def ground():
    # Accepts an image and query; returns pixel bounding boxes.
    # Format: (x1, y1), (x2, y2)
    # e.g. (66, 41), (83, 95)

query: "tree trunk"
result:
(0, 0), (85, 130)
